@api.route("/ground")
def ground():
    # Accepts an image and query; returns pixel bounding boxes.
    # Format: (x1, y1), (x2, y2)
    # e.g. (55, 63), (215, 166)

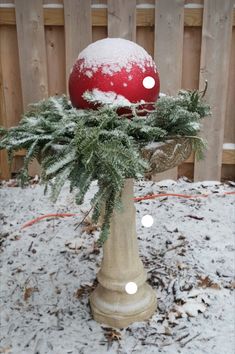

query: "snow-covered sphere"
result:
(69, 38), (160, 110)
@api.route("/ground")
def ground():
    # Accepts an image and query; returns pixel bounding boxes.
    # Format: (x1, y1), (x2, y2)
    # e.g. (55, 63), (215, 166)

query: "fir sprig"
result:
(0, 90), (210, 244)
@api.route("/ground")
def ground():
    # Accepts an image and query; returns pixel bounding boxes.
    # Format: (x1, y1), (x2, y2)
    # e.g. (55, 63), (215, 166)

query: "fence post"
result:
(15, 0), (49, 176)
(194, 0), (234, 181)
(154, 0), (184, 181)
(108, 0), (136, 41)
(64, 0), (92, 89)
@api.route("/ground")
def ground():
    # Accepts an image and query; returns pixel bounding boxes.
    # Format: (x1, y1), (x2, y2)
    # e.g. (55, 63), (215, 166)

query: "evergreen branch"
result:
(0, 90), (211, 244)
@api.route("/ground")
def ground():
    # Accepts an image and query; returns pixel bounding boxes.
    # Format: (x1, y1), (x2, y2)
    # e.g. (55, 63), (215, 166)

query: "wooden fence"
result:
(0, 0), (234, 181)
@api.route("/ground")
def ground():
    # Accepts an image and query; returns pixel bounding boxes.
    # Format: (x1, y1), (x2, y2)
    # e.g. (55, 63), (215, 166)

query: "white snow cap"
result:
(77, 38), (157, 76)
(83, 89), (132, 108)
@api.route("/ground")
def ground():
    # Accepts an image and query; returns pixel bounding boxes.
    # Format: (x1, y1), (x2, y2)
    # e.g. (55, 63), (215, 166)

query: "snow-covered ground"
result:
(0, 178), (234, 354)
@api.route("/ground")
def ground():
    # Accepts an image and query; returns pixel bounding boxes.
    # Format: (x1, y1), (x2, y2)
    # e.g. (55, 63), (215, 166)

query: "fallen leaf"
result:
(197, 275), (221, 289)
(103, 327), (122, 343)
(23, 287), (38, 301)
(82, 225), (99, 234)
(74, 279), (98, 299)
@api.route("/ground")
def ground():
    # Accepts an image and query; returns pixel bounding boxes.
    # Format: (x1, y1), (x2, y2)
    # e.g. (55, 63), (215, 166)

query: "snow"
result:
(223, 143), (235, 150)
(83, 89), (132, 108)
(0, 179), (234, 354)
(76, 38), (157, 77)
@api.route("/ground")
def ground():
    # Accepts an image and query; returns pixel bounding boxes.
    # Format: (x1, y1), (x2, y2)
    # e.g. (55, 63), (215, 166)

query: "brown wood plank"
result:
(15, 0), (49, 176)
(136, 26), (154, 58)
(92, 26), (107, 42)
(64, 0), (92, 86)
(221, 165), (235, 181)
(154, 0), (184, 181)
(107, 0), (136, 41)
(45, 26), (66, 96)
(194, 0), (234, 181)
(222, 149), (235, 165)
(0, 59), (10, 177)
(92, 8), (107, 26)
(1, 8), (235, 27)
(0, 25), (23, 179)
(182, 27), (201, 90)
(224, 28), (235, 144)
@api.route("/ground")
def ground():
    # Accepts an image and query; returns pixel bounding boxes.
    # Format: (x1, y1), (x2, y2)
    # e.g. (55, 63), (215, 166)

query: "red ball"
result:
(69, 38), (160, 111)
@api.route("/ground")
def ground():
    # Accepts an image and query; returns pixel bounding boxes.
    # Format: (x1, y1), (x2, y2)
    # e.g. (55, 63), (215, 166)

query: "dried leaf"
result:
(103, 327), (122, 342)
(23, 287), (38, 301)
(82, 225), (99, 234)
(74, 280), (98, 299)
(197, 275), (221, 289)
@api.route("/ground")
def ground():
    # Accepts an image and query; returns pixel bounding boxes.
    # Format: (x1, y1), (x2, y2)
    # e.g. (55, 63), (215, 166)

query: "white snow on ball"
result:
(77, 38), (157, 77)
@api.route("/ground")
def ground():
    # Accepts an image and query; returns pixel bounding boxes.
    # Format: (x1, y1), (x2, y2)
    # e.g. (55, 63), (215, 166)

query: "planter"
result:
(90, 138), (192, 327)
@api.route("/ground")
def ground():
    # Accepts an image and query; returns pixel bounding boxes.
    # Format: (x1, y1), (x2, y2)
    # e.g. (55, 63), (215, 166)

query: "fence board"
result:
(92, 26), (107, 42)
(194, 0), (234, 181)
(1, 7), (235, 27)
(64, 0), (92, 86)
(0, 25), (23, 179)
(224, 28), (235, 144)
(154, 0), (184, 181)
(15, 0), (48, 176)
(45, 26), (66, 96)
(136, 26), (154, 58)
(182, 27), (201, 90)
(107, 0), (136, 41)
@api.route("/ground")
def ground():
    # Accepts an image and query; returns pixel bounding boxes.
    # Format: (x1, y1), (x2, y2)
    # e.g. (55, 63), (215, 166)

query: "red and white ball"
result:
(69, 38), (160, 110)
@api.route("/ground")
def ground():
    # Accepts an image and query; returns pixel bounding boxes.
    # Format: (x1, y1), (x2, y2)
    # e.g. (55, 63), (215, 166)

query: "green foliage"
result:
(0, 90), (210, 244)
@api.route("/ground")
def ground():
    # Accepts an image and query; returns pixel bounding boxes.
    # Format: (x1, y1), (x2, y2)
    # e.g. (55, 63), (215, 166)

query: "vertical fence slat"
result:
(194, 0), (234, 181)
(15, 0), (48, 176)
(64, 0), (92, 86)
(0, 58), (10, 179)
(154, 0), (184, 181)
(108, 0), (136, 41)
(45, 26), (66, 96)
(0, 25), (24, 179)
(15, 0), (48, 108)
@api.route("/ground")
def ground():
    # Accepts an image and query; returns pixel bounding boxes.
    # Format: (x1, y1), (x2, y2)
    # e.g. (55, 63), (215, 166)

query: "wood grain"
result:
(45, 26), (66, 96)
(0, 25), (23, 179)
(64, 0), (92, 85)
(107, 0), (136, 41)
(194, 0), (234, 181)
(224, 28), (235, 144)
(1, 8), (235, 27)
(15, 0), (49, 176)
(154, 0), (184, 181)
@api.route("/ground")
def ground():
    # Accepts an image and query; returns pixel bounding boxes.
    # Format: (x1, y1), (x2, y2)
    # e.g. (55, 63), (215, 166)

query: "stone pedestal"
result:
(90, 178), (157, 328)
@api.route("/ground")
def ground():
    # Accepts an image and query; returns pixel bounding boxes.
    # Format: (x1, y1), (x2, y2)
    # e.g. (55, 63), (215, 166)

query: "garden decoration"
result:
(0, 38), (210, 328)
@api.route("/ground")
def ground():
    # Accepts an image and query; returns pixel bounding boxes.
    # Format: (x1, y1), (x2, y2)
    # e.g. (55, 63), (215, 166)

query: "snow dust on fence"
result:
(0, 0), (234, 181)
